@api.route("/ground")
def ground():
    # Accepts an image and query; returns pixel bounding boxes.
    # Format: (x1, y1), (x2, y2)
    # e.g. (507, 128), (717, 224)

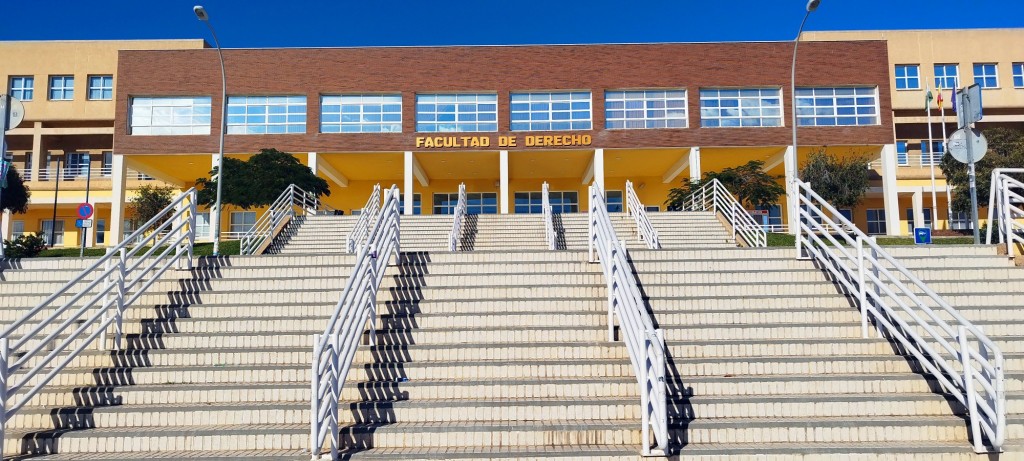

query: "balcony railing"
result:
(29, 167), (155, 182)
(868, 154), (947, 170)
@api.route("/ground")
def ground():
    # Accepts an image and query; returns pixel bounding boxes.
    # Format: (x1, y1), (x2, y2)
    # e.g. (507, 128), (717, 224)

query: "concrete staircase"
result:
(645, 211), (737, 249)
(629, 246), (987, 458)
(457, 214), (548, 251)
(270, 213), (359, 254)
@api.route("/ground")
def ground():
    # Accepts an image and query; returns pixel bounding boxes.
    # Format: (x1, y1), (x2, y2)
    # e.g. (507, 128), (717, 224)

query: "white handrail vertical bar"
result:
(542, 181), (555, 250)
(680, 179), (766, 247)
(448, 183), (467, 252)
(241, 184), (326, 255)
(347, 184), (382, 254)
(796, 179), (1005, 452)
(986, 168), (1024, 255)
(625, 180), (660, 249)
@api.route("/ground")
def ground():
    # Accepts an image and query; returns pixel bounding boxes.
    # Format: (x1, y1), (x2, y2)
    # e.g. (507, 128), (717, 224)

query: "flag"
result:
(936, 89), (944, 109)
(950, 88), (957, 113)
(925, 88), (934, 111)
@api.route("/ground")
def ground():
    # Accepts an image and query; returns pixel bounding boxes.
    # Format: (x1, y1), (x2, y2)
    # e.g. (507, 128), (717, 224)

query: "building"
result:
(105, 39), (894, 245)
(0, 39), (206, 248)
(806, 28), (1024, 235)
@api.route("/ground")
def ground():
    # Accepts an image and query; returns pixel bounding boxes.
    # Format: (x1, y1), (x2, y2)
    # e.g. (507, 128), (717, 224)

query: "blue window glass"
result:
(9, 76), (34, 101)
(700, 88), (781, 128)
(321, 94), (401, 133)
(973, 63), (999, 89)
(49, 75), (74, 100)
(88, 75), (113, 100)
(605, 89), (687, 129)
(866, 209), (886, 235)
(510, 92), (591, 131)
(1014, 63), (1024, 88)
(226, 95), (306, 134)
(934, 64), (959, 90)
(796, 87), (878, 126)
(399, 193), (421, 215)
(896, 140), (908, 166)
(894, 65), (920, 90)
(417, 94), (497, 132)
(920, 140), (944, 165)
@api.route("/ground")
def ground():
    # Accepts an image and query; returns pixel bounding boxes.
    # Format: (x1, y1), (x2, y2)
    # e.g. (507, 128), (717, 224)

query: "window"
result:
(96, 219), (106, 245)
(934, 64), (959, 90)
(699, 88), (782, 127)
(130, 97), (212, 135)
(973, 63), (998, 89)
(1014, 63), (1024, 88)
(101, 151), (113, 176)
(416, 94), (497, 132)
(12, 221), (24, 238)
(321, 94), (401, 133)
(41, 220), (64, 246)
(513, 191), (578, 213)
(866, 209), (886, 235)
(605, 89), (687, 129)
(9, 77), (33, 101)
(920, 140), (944, 165)
(510, 91), (591, 131)
(399, 194), (422, 215)
(606, 190), (623, 213)
(906, 208), (933, 230)
(64, 153), (90, 178)
(795, 87), (878, 126)
(88, 75), (113, 100)
(894, 65), (920, 90)
(645, 206), (660, 213)
(195, 212), (211, 238)
(755, 205), (783, 231)
(48, 75), (74, 100)
(229, 211), (257, 235)
(950, 211), (973, 230)
(226, 95), (306, 134)
(433, 192), (497, 215)
(896, 140), (909, 166)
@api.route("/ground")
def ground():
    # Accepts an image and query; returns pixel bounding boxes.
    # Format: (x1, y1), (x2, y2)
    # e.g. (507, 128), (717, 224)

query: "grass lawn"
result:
(30, 240), (242, 258)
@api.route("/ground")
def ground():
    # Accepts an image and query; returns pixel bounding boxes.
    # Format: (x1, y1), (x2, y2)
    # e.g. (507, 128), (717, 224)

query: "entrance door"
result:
(433, 192), (498, 215)
(514, 190), (579, 213)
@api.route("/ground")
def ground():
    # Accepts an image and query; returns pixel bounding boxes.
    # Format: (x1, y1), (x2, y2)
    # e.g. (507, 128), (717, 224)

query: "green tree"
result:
(940, 127), (1024, 212)
(1, 165), (31, 214)
(195, 148), (330, 209)
(799, 149), (871, 209)
(128, 184), (176, 228)
(666, 160), (786, 210)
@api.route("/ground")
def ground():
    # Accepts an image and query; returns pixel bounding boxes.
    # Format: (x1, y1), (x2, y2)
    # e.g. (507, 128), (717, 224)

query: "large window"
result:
(866, 209), (886, 235)
(399, 193), (422, 215)
(795, 87), (878, 126)
(896, 140), (909, 166)
(226, 95), (306, 134)
(514, 191), (578, 214)
(12, 221), (24, 238)
(934, 64), (959, 90)
(509, 91), (591, 131)
(416, 94), (497, 132)
(973, 63), (999, 89)
(921, 140), (944, 165)
(48, 75), (74, 101)
(64, 152), (90, 178)
(755, 205), (783, 231)
(130, 96), (212, 135)
(41, 220), (65, 246)
(88, 75), (113, 100)
(433, 192), (497, 215)
(1014, 63), (1024, 88)
(605, 89), (687, 129)
(894, 65), (920, 90)
(950, 211), (973, 230)
(229, 211), (257, 235)
(699, 88), (782, 127)
(606, 190), (623, 213)
(321, 94), (401, 133)
(906, 208), (933, 230)
(9, 77), (33, 101)
(195, 212), (211, 239)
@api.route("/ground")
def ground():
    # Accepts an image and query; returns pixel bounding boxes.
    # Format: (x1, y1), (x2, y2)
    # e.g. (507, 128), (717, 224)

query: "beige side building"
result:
(1, 39), (206, 248)
(806, 28), (1024, 236)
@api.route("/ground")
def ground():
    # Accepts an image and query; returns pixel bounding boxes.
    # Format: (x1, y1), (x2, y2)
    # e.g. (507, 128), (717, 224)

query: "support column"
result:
(84, 201), (97, 247)
(880, 144), (902, 236)
(688, 147), (701, 183)
(784, 145), (798, 234)
(499, 150), (509, 214)
(209, 153), (221, 241)
(912, 189), (924, 234)
(1, 210), (11, 242)
(403, 151), (414, 216)
(108, 154), (128, 246)
(307, 152), (318, 174)
(30, 122), (42, 181)
(593, 149), (604, 190)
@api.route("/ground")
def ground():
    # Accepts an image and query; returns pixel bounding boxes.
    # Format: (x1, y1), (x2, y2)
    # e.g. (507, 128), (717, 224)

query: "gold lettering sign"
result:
(414, 134), (592, 149)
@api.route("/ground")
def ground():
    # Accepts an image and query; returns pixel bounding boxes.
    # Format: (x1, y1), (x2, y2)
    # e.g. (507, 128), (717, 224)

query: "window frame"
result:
(896, 140), (909, 166)
(48, 75), (74, 101)
(40, 219), (65, 246)
(87, 75), (114, 100)
(866, 209), (886, 235)
(226, 95), (307, 135)
(1013, 63), (1024, 89)
(399, 193), (422, 215)
(229, 211), (257, 235)
(9, 76), (34, 101)
(605, 89), (688, 130)
(795, 86), (880, 127)
(416, 93), (498, 133)
(321, 94), (402, 134)
(973, 63), (999, 89)
(699, 88), (783, 128)
(129, 96), (213, 136)
(906, 208), (933, 230)
(920, 140), (944, 166)
(934, 64), (960, 90)
(433, 192), (498, 215)
(509, 91), (592, 132)
(894, 64), (921, 90)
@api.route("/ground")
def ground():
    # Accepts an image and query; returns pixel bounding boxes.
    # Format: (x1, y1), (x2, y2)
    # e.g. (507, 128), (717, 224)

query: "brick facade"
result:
(114, 41), (893, 155)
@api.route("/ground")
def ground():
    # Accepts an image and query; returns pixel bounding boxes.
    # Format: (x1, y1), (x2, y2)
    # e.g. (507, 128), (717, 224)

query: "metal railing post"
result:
(113, 248), (127, 350)
(856, 236), (869, 338)
(310, 333), (321, 457)
(607, 240), (616, 342)
(641, 334), (651, 456)
(1003, 179), (1013, 257)
(329, 332), (341, 460)
(0, 337), (9, 459)
(960, 326), (983, 453)
(100, 254), (114, 350)
(794, 184), (804, 260)
(731, 203), (737, 240)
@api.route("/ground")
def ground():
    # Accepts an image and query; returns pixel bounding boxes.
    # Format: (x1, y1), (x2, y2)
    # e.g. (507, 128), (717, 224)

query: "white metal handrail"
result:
(795, 179), (1004, 453)
(588, 183), (668, 456)
(985, 168), (1024, 257)
(625, 180), (661, 249)
(542, 181), (556, 250)
(448, 183), (467, 252)
(680, 179), (767, 247)
(34, 166), (154, 181)
(347, 184), (382, 254)
(310, 185), (400, 458)
(240, 184), (321, 255)
(0, 189), (197, 456)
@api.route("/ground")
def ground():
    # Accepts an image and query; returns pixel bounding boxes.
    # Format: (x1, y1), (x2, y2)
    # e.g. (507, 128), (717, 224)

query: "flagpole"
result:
(939, 88), (952, 230)
(926, 87), (938, 231)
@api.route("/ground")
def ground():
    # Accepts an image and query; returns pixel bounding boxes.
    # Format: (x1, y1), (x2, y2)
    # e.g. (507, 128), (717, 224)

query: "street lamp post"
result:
(194, 5), (227, 256)
(789, 0), (821, 234)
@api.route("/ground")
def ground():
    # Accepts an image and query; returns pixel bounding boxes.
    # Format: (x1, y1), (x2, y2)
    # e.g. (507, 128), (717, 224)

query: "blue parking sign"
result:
(914, 227), (932, 245)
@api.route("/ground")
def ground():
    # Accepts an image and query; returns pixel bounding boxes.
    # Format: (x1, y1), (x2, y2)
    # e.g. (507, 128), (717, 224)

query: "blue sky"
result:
(2, 0), (1021, 47)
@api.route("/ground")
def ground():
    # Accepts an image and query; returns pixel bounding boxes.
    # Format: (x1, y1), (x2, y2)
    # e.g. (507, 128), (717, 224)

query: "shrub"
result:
(3, 233), (48, 258)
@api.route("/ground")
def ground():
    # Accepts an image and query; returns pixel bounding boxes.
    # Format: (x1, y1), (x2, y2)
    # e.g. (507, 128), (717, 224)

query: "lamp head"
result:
(806, 0), (821, 12)
(193, 5), (209, 21)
